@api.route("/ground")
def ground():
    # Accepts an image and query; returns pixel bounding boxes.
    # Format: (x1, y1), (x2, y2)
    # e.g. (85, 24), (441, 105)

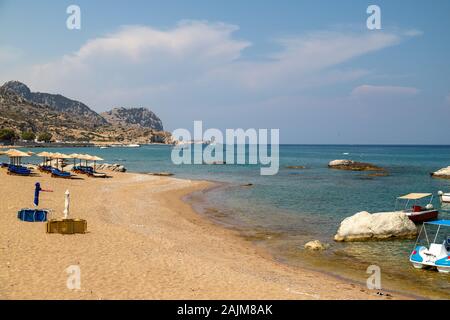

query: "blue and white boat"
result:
(410, 220), (450, 273)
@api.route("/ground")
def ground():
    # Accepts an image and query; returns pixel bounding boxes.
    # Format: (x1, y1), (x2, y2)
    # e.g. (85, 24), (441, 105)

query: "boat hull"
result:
(441, 194), (450, 203)
(406, 210), (439, 223)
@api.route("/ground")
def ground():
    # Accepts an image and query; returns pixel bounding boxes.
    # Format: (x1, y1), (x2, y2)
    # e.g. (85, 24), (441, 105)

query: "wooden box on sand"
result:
(46, 219), (87, 234)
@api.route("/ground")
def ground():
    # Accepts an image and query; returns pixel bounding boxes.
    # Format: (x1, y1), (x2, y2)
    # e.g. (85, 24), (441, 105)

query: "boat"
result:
(126, 144), (140, 148)
(395, 193), (439, 223)
(438, 191), (450, 204)
(409, 220), (450, 273)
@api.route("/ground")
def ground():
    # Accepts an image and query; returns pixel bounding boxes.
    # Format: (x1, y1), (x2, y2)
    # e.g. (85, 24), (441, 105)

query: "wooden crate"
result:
(46, 219), (87, 234)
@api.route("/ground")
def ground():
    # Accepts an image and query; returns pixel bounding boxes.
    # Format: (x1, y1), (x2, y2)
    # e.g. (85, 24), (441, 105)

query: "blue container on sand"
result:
(17, 209), (48, 222)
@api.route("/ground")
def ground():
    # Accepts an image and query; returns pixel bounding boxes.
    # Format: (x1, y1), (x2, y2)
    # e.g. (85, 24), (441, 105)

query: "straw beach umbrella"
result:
(49, 153), (72, 171)
(78, 154), (93, 168)
(36, 151), (53, 168)
(68, 153), (83, 168)
(5, 149), (31, 167)
(90, 155), (104, 170)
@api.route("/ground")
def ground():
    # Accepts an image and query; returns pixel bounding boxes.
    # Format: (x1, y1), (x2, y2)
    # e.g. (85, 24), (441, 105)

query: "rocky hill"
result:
(2, 81), (107, 128)
(0, 81), (172, 144)
(101, 107), (164, 131)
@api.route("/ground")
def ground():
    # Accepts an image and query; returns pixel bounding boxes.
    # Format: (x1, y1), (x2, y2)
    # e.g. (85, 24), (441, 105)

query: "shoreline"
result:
(182, 181), (428, 300)
(0, 169), (411, 299)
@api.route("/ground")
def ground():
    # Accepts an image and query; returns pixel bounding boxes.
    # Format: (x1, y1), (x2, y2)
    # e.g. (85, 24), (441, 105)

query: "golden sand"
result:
(0, 169), (409, 299)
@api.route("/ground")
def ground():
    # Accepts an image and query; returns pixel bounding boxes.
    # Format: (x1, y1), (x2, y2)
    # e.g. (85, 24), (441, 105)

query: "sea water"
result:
(19, 144), (450, 298)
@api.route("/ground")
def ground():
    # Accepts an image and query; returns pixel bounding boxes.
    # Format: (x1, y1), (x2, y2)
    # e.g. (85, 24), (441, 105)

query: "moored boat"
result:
(396, 193), (439, 223)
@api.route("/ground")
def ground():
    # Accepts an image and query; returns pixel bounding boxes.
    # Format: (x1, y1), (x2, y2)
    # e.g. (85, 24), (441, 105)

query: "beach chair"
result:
(88, 171), (107, 178)
(0, 162), (8, 168)
(81, 166), (107, 178)
(51, 168), (72, 179)
(72, 166), (91, 174)
(7, 165), (31, 176)
(38, 165), (53, 173)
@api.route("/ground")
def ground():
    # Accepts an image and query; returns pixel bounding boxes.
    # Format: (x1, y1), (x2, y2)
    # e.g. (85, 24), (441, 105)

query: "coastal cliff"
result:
(0, 81), (172, 144)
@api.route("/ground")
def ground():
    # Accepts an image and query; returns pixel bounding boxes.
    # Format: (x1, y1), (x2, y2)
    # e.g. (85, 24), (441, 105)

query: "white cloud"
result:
(351, 85), (420, 97)
(2, 21), (420, 130)
(402, 29), (424, 37)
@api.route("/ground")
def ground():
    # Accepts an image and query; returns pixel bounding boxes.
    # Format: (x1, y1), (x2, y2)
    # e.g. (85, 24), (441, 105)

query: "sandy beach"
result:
(0, 168), (410, 300)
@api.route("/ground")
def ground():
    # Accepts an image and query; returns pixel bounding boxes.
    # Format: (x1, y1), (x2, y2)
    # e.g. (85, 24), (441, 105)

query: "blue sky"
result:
(1, 0), (449, 144)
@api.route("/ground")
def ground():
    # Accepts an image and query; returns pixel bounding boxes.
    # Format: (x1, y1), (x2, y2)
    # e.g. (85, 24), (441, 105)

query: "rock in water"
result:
(96, 163), (127, 172)
(334, 211), (417, 242)
(304, 240), (329, 251)
(431, 166), (450, 179)
(149, 172), (174, 177)
(328, 159), (384, 172)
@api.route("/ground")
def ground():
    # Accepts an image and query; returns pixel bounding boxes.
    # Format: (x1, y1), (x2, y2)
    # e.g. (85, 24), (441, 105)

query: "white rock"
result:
(328, 159), (354, 167)
(334, 211), (417, 242)
(431, 166), (450, 178)
(304, 240), (329, 251)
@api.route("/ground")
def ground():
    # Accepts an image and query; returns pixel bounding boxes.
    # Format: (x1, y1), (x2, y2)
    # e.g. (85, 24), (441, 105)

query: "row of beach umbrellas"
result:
(0, 149), (104, 169)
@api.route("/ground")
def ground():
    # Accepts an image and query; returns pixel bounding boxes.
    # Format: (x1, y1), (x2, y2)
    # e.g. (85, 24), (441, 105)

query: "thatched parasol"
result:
(49, 153), (72, 171)
(89, 155), (104, 170)
(36, 151), (54, 167)
(5, 149), (31, 166)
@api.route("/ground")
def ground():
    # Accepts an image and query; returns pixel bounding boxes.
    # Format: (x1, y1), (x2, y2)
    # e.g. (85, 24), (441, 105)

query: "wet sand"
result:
(0, 169), (410, 299)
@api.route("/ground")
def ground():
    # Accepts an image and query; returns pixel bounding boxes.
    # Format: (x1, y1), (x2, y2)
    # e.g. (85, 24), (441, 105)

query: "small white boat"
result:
(126, 144), (140, 148)
(438, 191), (450, 204)
(409, 220), (450, 273)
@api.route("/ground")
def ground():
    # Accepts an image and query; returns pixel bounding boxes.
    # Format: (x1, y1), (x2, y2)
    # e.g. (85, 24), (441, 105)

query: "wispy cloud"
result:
(0, 20), (422, 134)
(351, 84), (420, 97)
(22, 21), (416, 110)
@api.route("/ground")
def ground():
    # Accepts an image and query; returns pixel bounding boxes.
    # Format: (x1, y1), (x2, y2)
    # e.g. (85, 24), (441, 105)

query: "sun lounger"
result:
(72, 166), (92, 174)
(38, 165), (53, 173)
(7, 165), (31, 176)
(72, 165), (106, 177)
(51, 168), (72, 179)
(1, 162), (8, 168)
(88, 171), (107, 178)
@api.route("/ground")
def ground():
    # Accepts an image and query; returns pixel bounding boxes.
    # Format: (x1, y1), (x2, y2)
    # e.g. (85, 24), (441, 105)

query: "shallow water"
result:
(13, 144), (450, 298)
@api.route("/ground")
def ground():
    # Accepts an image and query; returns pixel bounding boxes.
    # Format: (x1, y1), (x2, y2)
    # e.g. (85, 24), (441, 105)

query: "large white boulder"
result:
(431, 166), (450, 179)
(334, 211), (417, 242)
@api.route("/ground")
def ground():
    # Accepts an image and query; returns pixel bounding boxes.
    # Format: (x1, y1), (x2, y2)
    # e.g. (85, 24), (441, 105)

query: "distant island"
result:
(0, 81), (173, 145)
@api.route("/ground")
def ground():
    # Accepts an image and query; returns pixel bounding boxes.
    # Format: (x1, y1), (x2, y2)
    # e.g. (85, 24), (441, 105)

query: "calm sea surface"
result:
(14, 144), (450, 298)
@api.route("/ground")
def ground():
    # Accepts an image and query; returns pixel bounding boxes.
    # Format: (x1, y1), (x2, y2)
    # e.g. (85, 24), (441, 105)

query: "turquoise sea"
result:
(15, 144), (450, 298)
